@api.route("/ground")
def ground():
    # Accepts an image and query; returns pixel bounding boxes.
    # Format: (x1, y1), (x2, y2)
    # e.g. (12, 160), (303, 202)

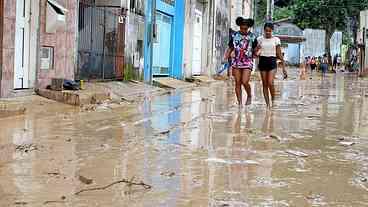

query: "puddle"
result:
(1, 73), (368, 206)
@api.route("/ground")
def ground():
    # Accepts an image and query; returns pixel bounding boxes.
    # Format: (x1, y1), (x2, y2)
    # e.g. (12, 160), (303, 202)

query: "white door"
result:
(192, 9), (203, 75)
(14, 0), (30, 89)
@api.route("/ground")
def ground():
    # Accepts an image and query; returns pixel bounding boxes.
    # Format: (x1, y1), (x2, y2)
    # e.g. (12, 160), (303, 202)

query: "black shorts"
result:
(259, 56), (277, 71)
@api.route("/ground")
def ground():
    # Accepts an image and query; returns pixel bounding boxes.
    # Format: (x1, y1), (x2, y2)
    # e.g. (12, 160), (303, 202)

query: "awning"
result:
(275, 35), (306, 44)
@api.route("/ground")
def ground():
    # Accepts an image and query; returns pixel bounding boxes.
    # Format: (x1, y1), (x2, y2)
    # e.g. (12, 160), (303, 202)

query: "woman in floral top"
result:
(224, 17), (258, 106)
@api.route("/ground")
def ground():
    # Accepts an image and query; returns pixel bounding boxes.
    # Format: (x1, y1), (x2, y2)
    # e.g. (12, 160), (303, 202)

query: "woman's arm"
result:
(276, 45), (284, 62)
(224, 47), (234, 61)
(276, 45), (288, 79)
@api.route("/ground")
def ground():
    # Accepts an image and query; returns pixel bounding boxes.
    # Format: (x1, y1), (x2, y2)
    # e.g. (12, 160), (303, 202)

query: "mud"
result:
(1, 72), (368, 206)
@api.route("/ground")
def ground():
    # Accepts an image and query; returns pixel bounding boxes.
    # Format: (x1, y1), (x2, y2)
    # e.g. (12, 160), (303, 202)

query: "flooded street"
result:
(1, 72), (368, 206)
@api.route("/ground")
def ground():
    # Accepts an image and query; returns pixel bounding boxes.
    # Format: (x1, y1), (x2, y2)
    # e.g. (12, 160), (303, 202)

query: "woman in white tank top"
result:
(257, 22), (285, 108)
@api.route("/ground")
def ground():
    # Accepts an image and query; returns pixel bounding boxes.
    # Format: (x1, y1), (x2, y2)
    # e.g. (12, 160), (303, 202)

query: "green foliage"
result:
(290, 0), (368, 54)
(123, 64), (135, 81)
(255, 0), (267, 24)
(274, 6), (294, 20)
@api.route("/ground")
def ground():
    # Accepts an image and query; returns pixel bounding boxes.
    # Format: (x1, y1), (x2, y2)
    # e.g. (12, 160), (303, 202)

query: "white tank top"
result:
(257, 36), (281, 57)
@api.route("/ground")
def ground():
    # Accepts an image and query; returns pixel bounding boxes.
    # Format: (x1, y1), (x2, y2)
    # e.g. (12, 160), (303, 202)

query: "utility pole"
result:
(266, 0), (274, 21)
(252, 0), (257, 21)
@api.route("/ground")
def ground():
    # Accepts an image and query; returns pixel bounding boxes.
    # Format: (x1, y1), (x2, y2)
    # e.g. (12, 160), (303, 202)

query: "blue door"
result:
(153, 12), (173, 76)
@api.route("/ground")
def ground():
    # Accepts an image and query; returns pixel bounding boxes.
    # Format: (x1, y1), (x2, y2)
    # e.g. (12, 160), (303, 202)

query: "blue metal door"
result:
(153, 12), (173, 76)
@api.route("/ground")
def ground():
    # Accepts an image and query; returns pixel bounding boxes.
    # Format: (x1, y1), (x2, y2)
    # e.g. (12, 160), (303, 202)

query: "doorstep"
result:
(153, 77), (196, 90)
(191, 75), (217, 84)
(0, 99), (27, 118)
(36, 83), (111, 106)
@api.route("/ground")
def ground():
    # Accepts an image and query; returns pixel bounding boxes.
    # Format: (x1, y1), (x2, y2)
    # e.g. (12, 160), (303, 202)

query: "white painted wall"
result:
(359, 10), (368, 70)
(302, 29), (342, 58)
(183, 0), (207, 78)
(29, 0), (40, 88)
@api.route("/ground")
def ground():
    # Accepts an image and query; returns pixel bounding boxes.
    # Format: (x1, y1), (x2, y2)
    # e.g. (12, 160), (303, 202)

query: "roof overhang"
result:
(276, 35), (306, 43)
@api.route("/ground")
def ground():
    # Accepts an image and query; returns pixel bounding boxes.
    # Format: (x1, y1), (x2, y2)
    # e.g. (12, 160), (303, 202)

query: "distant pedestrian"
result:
(310, 57), (316, 72)
(257, 22), (285, 108)
(224, 17), (257, 106)
(321, 54), (329, 77)
(276, 52), (288, 79)
(333, 54), (338, 70)
(337, 55), (342, 70)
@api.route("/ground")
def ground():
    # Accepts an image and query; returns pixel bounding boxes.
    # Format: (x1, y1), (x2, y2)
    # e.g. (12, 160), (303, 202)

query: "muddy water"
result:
(1, 73), (368, 206)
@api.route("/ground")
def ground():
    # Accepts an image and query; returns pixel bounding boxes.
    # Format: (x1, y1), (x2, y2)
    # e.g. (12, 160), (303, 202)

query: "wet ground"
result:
(1, 70), (368, 206)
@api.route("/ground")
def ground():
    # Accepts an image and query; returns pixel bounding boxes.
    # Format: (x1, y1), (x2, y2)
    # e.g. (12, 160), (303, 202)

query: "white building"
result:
(302, 29), (343, 58)
(183, 0), (252, 78)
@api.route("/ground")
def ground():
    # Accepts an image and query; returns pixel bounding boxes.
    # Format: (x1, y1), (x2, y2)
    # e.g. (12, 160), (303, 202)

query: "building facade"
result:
(144, 0), (185, 82)
(182, 0), (252, 79)
(0, 0), (78, 98)
(359, 10), (368, 74)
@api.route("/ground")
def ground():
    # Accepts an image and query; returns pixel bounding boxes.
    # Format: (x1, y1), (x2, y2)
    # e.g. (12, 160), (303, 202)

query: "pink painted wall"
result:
(0, 0), (78, 98)
(1, 1), (16, 97)
(37, 0), (77, 89)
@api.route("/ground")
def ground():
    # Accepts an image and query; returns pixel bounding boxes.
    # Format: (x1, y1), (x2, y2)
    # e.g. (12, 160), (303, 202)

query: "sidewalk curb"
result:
(0, 101), (26, 118)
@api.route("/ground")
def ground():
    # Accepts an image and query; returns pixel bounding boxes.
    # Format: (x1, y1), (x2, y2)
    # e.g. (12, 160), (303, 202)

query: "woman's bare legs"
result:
(241, 69), (252, 105)
(260, 71), (270, 107)
(267, 70), (276, 105)
(233, 68), (243, 105)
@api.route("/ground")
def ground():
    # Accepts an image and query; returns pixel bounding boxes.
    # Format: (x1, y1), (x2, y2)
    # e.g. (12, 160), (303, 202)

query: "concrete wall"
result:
(183, 0), (208, 78)
(285, 43), (300, 65)
(303, 29), (342, 58)
(230, 0), (252, 30)
(125, 12), (145, 79)
(214, 0), (231, 74)
(37, 0), (78, 89)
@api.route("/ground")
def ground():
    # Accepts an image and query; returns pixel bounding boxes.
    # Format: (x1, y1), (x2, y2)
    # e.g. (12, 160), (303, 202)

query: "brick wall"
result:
(37, 0), (78, 89)
(0, 0), (3, 90)
(0, 1), (16, 97)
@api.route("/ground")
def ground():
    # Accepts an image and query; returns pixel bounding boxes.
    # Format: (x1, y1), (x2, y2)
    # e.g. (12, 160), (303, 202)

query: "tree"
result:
(274, 6), (294, 20)
(292, 0), (368, 57)
(255, 0), (267, 24)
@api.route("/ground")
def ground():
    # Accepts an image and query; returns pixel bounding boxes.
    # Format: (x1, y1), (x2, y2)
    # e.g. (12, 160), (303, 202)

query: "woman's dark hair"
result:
(264, 22), (274, 30)
(236, 17), (255, 27)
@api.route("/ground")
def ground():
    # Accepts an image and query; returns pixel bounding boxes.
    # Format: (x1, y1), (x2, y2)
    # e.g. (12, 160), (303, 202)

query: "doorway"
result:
(152, 12), (173, 76)
(192, 9), (203, 75)
(14, 0), (31, 89)
(77, 1), (125, 80)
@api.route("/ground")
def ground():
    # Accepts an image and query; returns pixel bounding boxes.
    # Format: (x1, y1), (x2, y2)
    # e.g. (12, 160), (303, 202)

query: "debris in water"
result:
(47, 172), (60, 176)
(100, 144), (111, 150)
(43, 200), (65, 205)
(15, 144), (39, 153)
(14, 201), (28, 205)
(285, 150), (309, 157)
(269, 134), (282, 142)
(159, 130), (170, 135)
(75, 179), (152, 195)
(339, 142), (355, 146)
(201, 98), (209, 102)
(173, 143), (187, 147)
(96, 126), (111, 132)
(79, 175), (93, 185)
(206, 158), (259, 165)
(161, 171), (176, 177)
